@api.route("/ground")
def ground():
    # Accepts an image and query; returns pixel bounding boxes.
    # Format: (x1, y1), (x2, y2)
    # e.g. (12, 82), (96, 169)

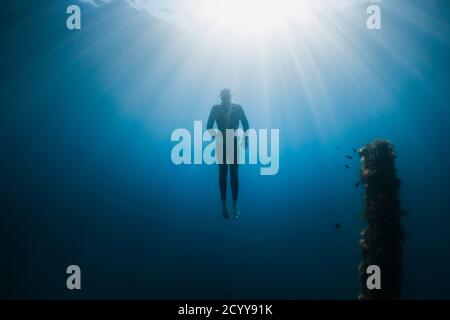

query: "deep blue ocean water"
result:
(1, 0), (449, 299)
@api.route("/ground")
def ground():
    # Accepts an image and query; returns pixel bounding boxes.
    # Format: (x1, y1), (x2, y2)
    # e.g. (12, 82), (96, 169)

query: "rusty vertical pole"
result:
(358, 140), (405, 300)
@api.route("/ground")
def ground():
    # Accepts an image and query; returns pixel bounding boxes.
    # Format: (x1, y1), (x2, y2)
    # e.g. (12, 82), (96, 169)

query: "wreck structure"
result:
(358, 140), (405, 300)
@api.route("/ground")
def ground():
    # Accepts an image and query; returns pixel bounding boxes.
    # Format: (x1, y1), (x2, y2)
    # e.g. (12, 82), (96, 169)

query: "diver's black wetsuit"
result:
(207, 103), (249, 203)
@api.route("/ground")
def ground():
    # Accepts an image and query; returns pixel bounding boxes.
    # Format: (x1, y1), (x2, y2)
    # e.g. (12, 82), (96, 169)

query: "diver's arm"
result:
(207, 106), (216, 130)
(239, 106), (250, 149)
(240, 106), (249, 132)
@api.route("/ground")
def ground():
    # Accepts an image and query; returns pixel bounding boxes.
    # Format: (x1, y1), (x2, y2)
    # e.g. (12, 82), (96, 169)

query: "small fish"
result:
(336, 146), (341, 151)
(344, 164), (350, 169)
(346, 155), (353, 160)
(335, 223), (341, 229)
(354, 180), (361, 188)
(352, 148), (358, 153)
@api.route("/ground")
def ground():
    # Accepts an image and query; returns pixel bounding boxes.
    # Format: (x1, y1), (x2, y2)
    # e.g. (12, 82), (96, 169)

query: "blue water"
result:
(1, 0), (449, 299)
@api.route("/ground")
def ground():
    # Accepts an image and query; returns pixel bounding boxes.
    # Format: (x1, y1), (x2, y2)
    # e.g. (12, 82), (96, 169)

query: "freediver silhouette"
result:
(207, 89), (249, 220)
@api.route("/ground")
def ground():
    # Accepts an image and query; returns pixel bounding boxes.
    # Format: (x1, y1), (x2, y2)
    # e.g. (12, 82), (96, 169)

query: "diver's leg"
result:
(230, 164), (238, 201)
(219, 163), (228, 201)
(218, 164), (229, 219)
(230, 163), (240, 218)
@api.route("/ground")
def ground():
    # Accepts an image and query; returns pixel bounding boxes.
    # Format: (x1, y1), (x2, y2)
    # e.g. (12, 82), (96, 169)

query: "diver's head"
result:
(220, 88), (232, 104)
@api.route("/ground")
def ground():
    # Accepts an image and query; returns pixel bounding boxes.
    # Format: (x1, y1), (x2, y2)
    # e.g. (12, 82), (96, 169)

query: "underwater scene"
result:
(1, 0), (450, 300)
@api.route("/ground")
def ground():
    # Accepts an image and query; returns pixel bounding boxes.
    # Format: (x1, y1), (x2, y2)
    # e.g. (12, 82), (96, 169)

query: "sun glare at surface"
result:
(195, 0), (317, 37)
(78, 0), (446, 141)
